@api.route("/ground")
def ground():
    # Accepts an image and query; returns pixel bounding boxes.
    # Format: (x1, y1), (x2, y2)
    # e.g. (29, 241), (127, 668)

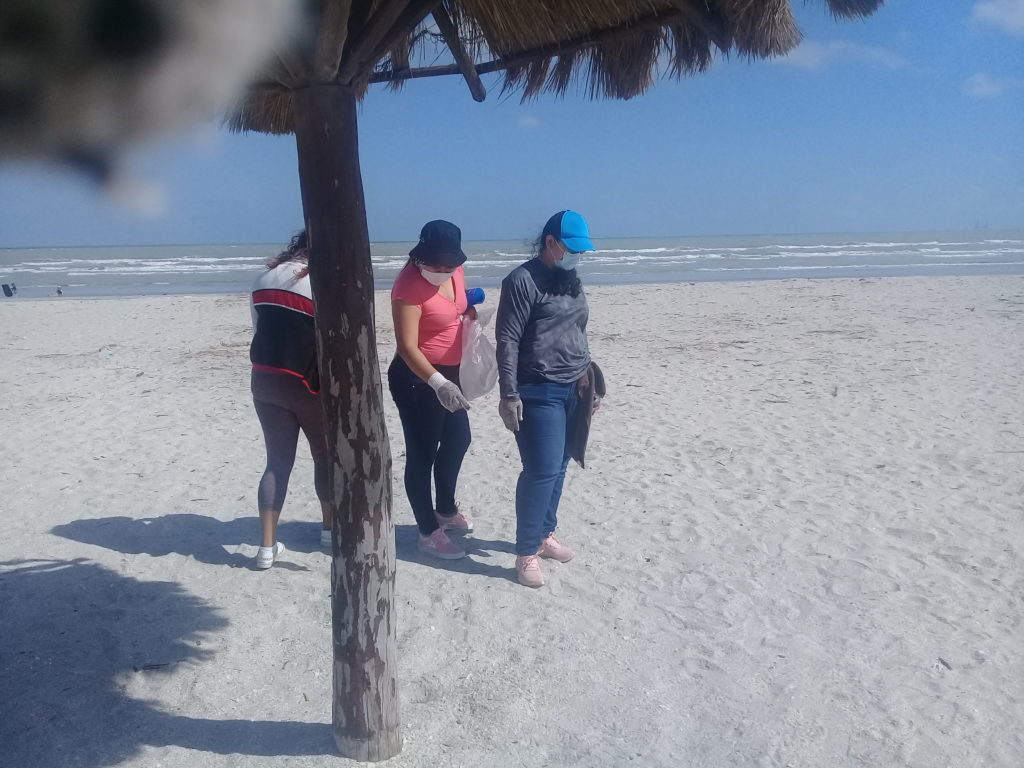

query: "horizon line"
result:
(2, 227), (1022, 250)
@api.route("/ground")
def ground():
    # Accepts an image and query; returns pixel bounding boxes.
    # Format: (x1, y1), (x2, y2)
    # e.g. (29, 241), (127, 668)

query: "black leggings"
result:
(387, 357), (471, 535)
(252, 370), (330, 511)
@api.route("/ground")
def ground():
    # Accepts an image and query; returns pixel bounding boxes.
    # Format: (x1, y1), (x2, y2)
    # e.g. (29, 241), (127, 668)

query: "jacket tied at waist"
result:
(569, 361), (606, 469)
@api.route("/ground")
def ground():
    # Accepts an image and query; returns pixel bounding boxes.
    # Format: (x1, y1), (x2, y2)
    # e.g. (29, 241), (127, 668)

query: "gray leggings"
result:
(252, 370), (330, 511)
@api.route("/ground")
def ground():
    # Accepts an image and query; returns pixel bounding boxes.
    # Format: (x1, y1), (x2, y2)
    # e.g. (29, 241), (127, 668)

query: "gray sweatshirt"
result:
(496, 259), (591, 399)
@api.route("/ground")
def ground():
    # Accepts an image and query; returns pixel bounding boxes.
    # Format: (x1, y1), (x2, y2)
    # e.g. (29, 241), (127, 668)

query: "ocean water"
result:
(1, 231), (1022, 299)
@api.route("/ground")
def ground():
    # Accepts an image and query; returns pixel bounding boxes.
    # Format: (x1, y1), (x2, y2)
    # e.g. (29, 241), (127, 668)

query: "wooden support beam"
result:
(360, 0), (440, 80)
(432, 6), (486, 102)
(346, 0), (377, 39)
(338, 0), (441, 85)
(313, 0), (354, 80)
(337, 0), (413, 83)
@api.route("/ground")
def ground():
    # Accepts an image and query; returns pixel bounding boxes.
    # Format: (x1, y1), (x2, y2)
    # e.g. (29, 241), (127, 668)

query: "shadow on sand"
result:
(50, 514), (321, 570)
(0, 559), (331, 767)
(52, 515), (519, 582)
(394, 524), (518, 583)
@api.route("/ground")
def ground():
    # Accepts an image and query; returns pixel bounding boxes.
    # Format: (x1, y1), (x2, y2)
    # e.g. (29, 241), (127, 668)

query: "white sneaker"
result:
(255, 542), (285, 569)
(320, 529), (332, 548)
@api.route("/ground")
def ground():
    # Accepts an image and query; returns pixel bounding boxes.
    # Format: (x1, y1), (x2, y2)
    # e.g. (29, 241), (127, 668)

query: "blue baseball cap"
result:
(542, 210), (595, 253)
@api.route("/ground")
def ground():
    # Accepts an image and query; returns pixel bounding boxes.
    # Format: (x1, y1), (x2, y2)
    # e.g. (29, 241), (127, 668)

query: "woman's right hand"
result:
(498, 397), (523, 432)
(428, 373), (471, 412)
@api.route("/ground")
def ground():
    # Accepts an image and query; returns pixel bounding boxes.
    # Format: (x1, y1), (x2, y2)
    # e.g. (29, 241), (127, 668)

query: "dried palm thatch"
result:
(229, 0), (884, 135)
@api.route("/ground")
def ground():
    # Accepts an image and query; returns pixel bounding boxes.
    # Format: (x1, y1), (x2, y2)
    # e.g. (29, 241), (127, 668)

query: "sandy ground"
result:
(1, 275), (1021, 768)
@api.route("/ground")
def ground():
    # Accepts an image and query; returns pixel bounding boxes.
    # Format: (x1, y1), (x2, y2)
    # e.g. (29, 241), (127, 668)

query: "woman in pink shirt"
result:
(388, 220), (475, 559)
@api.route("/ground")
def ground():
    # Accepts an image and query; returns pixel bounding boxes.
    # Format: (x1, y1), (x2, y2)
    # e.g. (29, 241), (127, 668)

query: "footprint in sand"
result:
(885, 527), (936, 544)
(681, 653), (724, 677)
(825, 576), (860, 598)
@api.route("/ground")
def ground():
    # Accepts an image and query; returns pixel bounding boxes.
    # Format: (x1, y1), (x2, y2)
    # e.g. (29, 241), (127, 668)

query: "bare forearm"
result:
(397, 344), (439, 382)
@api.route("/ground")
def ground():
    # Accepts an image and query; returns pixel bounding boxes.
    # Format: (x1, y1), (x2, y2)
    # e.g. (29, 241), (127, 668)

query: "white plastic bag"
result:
(459, 312), (498, 400)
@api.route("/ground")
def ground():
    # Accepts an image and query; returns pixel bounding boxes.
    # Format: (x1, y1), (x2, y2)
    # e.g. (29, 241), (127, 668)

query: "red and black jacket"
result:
(249, 262), (319, 394)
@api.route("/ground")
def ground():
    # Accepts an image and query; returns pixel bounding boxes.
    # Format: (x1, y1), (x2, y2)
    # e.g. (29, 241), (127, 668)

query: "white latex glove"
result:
(428, 372), (470, 412)
(499, 397), (524, 432)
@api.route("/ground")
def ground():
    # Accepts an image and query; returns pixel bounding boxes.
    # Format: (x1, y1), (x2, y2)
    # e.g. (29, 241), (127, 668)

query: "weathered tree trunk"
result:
(292, 83), (400, 762)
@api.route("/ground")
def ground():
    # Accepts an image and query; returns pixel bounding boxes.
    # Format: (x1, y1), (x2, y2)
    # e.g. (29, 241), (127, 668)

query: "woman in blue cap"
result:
(495, 210), (596, 587)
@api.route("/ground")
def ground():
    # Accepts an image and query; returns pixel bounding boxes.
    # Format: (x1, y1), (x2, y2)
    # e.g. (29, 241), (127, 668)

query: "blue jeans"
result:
(514, 381), (578, 556)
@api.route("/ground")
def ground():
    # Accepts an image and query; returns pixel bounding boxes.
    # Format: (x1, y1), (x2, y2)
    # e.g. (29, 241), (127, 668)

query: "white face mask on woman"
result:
(418, 266), (453, 286)
(554, 249), (581, 272)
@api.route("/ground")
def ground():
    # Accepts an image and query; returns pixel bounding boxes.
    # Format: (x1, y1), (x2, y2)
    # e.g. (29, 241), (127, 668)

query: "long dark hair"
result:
(266, 230), (309, 277)
(532, 232), (582, 297)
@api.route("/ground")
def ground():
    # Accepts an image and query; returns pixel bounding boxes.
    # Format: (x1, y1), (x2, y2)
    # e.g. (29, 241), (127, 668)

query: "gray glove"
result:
(428, 373), (470, 412)
(498, 397), (524, 432)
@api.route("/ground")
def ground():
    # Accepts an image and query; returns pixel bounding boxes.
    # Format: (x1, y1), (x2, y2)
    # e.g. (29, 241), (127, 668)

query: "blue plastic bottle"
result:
(465, 287), (485, 306)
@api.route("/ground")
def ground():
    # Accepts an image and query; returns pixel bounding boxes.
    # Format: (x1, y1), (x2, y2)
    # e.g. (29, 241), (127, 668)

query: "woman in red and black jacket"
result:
(249, 230), (330, 569)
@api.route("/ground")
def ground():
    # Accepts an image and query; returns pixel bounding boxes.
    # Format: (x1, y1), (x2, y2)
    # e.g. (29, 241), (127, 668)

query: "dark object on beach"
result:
(0, 0), (293, 172)
(569, 362), (607, 469)
(1, 284), (12, 298)
(56, 287), (64, 296)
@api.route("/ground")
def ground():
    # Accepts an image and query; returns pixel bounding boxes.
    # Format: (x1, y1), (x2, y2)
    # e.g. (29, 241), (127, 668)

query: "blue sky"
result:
(1, 0), (1022, 247)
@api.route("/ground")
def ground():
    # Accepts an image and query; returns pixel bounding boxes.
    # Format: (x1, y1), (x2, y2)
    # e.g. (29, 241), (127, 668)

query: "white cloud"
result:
(779, 40), (909, 70)
(517, 114), (541, 130)
(973, 0), (1024, 36)
(963, 72), (1024, 98)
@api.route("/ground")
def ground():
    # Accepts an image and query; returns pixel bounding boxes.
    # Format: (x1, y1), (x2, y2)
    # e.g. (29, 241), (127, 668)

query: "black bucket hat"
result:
(409, 220), (467, 267)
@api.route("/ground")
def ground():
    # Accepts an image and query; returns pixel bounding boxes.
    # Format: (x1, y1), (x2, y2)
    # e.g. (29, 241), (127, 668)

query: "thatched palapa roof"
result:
(229, 0), (884, 136)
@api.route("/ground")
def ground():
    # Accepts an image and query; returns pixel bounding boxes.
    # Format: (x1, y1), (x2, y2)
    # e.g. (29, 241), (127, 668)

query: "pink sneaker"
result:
(538, 533), (575, 563)
(436, 505), (473, 533)
(418, 528), (466, 560)
(515, 554), (544, 588)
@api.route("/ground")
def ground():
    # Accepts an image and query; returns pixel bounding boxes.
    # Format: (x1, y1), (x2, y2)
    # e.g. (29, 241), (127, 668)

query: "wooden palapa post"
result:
(293, 82), (400, 761)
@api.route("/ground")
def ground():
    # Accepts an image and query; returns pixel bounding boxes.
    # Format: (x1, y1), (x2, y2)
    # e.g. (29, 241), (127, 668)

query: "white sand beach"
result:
(1, 275), (1021, 767)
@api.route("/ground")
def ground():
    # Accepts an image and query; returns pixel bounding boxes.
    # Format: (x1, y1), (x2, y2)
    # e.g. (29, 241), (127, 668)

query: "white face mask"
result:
(418, 266), (453, 286)
(554, 248), (581, 272)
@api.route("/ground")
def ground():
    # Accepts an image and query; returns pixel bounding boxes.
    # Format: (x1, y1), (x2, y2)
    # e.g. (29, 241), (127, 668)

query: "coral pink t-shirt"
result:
(391, 263), (467, 366)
